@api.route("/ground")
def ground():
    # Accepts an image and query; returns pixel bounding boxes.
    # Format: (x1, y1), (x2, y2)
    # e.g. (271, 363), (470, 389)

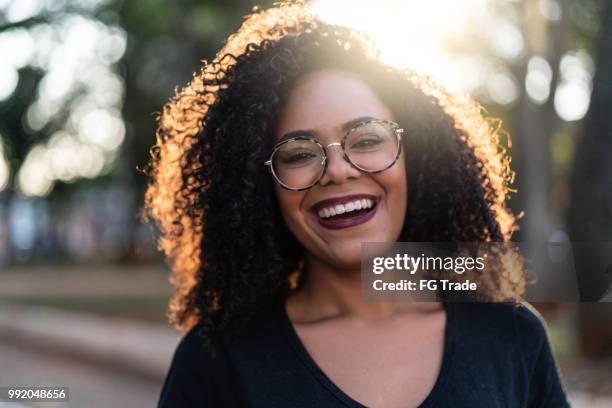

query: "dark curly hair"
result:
(143, 1), (523, 342)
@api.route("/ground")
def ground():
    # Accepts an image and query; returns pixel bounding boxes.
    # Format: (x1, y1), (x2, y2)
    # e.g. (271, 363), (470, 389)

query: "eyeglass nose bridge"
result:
(322, 141), (351, 165)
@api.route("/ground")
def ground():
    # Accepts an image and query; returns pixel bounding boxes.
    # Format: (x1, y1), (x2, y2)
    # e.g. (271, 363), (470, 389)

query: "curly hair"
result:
(143, 1), (522, 341)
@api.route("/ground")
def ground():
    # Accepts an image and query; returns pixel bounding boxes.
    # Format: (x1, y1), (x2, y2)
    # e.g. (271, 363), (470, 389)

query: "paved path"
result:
(0, 302), (181, 379)
(0, 341), (162, 408)
(0, 300), (180, 407)
(0, 266), (172, 298)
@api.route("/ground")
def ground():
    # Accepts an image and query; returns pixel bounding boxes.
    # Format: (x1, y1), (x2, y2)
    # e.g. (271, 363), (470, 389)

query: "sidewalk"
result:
(0, 266), (172, 299)
(0, 302), (181, 381)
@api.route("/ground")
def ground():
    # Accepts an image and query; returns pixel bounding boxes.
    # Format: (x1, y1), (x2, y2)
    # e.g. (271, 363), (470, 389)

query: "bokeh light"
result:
(0, 0), (128, 196)
(526, 55), (553, 104)
(0, 64), (19, 101)
(554, 51), (593, 121)
(0, 136), (10, 192)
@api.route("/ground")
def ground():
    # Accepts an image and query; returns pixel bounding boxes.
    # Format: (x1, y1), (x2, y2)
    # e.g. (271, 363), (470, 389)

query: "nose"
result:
(318, 142), (362, 186)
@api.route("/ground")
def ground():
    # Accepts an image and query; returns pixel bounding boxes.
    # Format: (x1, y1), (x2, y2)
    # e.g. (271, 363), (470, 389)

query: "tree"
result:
(568, 0), (612, 356)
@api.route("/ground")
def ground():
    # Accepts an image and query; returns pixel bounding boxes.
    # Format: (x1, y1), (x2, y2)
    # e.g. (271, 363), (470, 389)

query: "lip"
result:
(312, 194), (379, 230)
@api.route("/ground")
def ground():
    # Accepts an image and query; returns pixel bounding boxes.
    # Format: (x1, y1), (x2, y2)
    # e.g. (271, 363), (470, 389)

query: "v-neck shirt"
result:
(158, 300), (570, 407)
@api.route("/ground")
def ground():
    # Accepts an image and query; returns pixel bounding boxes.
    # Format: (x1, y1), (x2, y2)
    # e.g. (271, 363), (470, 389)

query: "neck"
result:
(289, 254), (412, 322)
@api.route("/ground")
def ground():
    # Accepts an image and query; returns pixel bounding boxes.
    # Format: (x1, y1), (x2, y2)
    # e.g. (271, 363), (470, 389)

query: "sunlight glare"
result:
(311, 0), (489, 94)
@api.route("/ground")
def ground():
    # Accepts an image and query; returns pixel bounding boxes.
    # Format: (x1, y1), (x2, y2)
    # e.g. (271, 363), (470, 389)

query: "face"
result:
(273, 69), (407, 270)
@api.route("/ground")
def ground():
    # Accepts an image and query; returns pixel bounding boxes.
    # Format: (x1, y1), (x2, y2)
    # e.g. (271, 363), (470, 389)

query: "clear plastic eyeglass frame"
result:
(264, 118), (404, 191)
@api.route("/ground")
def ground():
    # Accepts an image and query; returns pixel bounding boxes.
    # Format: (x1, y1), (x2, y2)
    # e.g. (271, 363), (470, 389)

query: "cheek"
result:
(383, 156), (408, 220)
(275, 187), (307, 234)
(387, 154), (407, 195)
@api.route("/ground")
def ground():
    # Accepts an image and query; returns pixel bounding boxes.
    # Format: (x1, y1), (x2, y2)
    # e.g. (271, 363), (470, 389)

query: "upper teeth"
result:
(317, 199), (374, 218)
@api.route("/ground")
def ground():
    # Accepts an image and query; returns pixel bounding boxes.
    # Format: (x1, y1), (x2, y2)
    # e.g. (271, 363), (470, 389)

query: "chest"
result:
(292, 314), (446, 408)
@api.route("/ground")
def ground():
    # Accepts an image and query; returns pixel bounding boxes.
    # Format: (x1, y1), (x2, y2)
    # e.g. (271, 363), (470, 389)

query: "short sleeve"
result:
(158, 324), (242, 407)
(513, 304), (571, 408)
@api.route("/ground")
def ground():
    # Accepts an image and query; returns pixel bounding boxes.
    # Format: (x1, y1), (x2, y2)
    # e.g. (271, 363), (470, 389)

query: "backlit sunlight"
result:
(311, 0), (492, 94)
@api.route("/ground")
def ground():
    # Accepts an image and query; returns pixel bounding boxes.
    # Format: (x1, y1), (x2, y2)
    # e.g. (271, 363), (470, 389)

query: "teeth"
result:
(317, 198), (375, 219)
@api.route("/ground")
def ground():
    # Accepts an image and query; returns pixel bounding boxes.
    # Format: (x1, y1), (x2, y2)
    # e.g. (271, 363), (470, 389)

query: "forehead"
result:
(275, 69), (393, 139)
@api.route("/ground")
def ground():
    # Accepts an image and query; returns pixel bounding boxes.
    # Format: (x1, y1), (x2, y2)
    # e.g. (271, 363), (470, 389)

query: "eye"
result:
(349, 133), (384, 150)
(281, 150), (318, 164)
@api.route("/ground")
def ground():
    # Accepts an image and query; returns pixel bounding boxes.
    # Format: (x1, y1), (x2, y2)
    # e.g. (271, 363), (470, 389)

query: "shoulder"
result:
(451, 301), (560, 376)
(508, 302), (550, 348)
(169, 323), (225, 372)
(158, 324), (238, 407)
(449, 303), (569, 407)
(158, 302), (283, 407)
(451, 301), (550, 356)
(474, 303), (570, 407)
(453, 301), (547, 334)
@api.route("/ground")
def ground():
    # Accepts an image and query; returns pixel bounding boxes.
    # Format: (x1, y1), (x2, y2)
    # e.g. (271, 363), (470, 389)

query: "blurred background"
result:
(0, 0), (610, 406)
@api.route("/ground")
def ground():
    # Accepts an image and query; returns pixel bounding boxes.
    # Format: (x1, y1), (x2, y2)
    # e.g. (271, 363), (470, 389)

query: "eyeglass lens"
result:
(271, 121), (400, 190)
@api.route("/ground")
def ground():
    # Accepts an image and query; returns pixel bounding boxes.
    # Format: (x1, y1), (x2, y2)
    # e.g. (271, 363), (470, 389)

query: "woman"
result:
(146, 2), (570, 407)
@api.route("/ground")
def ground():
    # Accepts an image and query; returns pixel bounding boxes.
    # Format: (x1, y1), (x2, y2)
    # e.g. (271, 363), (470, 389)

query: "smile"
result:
(317, 198), (374, 218)
(312, 194), (378, 230)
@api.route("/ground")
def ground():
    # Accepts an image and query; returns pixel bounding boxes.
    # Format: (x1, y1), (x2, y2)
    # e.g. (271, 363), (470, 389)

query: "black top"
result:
(158, 301), (571, 407)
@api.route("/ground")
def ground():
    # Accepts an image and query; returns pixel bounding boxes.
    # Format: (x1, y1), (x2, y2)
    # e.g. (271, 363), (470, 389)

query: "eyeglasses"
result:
(264, 119), (403, 191)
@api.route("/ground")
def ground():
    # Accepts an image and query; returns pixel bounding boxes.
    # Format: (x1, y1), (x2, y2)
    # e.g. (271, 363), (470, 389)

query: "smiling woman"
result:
(144, 1), (570, 407)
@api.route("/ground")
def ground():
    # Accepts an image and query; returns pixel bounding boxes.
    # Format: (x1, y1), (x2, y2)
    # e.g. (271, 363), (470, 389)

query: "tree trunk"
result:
(568, 0), (612, 357)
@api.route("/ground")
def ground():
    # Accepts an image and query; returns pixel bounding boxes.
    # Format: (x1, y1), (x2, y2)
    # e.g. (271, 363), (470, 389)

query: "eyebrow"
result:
(276, 115), (378, 144)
